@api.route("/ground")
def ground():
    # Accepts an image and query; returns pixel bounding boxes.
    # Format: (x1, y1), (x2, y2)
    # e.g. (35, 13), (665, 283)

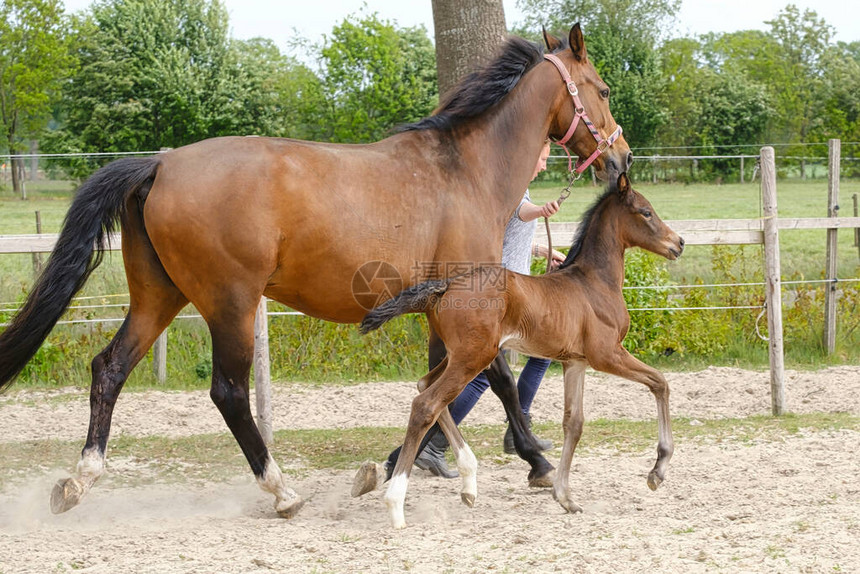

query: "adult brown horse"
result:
(0, 24), (630, 519)
(360, 173), (684, 528)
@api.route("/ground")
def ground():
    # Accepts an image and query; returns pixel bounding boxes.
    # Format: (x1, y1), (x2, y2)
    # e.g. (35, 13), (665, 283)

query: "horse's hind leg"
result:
(205, 307), (303, 518)
(485, 353), (555, 486)
(51, 245), (188, 513)
(553, 360), (587, 513)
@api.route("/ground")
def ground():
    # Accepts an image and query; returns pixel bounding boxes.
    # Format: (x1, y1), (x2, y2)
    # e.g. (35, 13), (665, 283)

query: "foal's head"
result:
(613, 173), (685, 260)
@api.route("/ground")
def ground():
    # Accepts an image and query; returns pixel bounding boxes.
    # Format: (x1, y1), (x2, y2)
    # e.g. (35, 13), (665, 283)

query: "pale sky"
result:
(61, 0), (859, 50)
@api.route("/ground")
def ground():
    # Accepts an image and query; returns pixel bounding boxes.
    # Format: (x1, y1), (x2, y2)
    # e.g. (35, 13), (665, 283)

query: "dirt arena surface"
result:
(1, 365), (858, 573)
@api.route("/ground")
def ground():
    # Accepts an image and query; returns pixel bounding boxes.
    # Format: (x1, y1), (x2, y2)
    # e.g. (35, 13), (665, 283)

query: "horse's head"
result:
(543, 24), (632, 181)
(614, 173), (684, 260)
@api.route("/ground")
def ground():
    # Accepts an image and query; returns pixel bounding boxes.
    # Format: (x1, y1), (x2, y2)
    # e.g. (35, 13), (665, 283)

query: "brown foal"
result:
(361, 173), (684, 527)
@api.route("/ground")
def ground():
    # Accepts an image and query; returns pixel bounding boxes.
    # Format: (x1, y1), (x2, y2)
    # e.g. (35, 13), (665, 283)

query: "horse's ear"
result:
(543, 27), (563, 52)
(569, 23), (588, 62)
(617, 172), (632, 200)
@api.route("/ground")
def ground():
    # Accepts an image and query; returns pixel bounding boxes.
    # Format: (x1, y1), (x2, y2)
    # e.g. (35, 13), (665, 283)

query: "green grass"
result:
(0, 412), (855, 489)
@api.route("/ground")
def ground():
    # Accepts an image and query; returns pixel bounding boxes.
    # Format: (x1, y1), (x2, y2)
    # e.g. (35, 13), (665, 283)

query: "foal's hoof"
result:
(647, 471), (663, 491)
(50, 477), (85, 514)
(351, 461), (384, 498)
(275, 497), (306, 519)
(461, 492), (476, 508)
(528, 469), (555, 488)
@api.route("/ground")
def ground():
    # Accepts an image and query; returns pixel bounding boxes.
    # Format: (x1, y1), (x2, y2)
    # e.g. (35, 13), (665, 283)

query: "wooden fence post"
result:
(254, 297), (273, 445)
(760, 146), (785, 416)
(853, 193), (859, 259)
(823, 139), (840, 354)
(32, 211), (43, 276)
(152, 331), (167, 383)
(740, 156), (744, 184)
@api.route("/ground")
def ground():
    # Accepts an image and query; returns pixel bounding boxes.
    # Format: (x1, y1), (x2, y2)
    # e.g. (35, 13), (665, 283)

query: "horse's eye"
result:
(600, 89), (610, 99)
(641, 210), (652, 218)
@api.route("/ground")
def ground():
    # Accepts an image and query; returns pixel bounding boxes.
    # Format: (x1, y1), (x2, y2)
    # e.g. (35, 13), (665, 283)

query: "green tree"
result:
(314, 12), (438, 143)
(518, 0), (681, 147)
(657, 36), (772, 175)
(0, 0), (74, 194)
(48, 0), (236, 154)
(224, 37), (325, 140)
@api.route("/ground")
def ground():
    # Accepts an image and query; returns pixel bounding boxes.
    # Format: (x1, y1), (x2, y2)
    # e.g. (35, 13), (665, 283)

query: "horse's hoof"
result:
(647, 471), (663, 491)
(50, 477), (85, 514)
(275, 497), (306, 519)
(461, 492), (475, 508)
(528, 469), (555, 488)
(561, 499), (584, 514)
(351, 461), (383, 498)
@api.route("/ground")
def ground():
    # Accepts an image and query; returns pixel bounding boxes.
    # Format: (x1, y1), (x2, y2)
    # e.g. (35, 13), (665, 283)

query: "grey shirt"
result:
(501, 190), (535, 275)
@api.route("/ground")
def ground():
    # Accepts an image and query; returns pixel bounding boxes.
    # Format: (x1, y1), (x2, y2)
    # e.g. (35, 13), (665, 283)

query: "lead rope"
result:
(543, 178), (574, 274)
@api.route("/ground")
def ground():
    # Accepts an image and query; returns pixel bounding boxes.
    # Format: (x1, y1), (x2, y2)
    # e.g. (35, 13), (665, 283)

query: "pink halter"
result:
(543, 53), (623, 176)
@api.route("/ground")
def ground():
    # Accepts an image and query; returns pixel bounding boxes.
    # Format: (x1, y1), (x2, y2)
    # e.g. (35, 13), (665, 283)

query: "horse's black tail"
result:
(0, 156), (161, 391)
(359, 280), (449, 334)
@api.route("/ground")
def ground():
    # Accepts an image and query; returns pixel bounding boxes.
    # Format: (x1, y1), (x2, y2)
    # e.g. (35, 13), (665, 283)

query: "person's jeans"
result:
(448, 356), (552, 424)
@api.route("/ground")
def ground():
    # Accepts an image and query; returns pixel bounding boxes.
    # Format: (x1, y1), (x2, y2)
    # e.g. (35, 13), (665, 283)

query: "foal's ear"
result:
(616, 172), (633, 201)
(569, 23), (588, 62)
(543, 27), (563, 52)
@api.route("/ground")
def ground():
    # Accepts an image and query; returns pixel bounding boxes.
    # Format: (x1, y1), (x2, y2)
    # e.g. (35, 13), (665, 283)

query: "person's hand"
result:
(539, 200), (560, 219)
(549, 248), (566, 269)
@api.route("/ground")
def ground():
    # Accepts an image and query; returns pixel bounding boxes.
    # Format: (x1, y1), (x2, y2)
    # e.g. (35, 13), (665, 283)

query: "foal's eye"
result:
(600, 89), (610, 99)
(641, 210), (652, 219)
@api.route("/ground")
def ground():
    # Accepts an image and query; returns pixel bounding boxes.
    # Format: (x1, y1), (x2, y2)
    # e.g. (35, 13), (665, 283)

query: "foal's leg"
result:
(206, 308), (304, 518)
(485, 353), (555, 486)
(385, 352), (492, 528)
(51, 251), (188, 513)
(552, 360), (587, 513)
(594, 348), (674, 490)
(435, 407), (478, 507)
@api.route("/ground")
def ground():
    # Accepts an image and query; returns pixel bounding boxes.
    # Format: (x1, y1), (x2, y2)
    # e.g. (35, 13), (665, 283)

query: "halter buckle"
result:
(566, 81), (578, 96)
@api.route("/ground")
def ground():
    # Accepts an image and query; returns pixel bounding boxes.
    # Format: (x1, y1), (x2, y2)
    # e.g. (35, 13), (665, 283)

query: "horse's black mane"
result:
(557, 181), (618, 270)
(400, 36), (569, 133)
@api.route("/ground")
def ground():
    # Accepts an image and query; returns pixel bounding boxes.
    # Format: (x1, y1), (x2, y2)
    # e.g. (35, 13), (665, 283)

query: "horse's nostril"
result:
(679, 237), (685, 248)
(626, 152), (634, 168)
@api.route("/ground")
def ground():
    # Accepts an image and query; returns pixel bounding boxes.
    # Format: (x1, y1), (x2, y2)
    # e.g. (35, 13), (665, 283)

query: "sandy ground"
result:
(0, 365), (858, 573)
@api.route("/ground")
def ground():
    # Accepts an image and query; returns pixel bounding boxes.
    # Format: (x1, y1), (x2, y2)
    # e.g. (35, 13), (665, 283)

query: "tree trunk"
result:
(431, 0), (507, 98)
(10, 157), (22, 197)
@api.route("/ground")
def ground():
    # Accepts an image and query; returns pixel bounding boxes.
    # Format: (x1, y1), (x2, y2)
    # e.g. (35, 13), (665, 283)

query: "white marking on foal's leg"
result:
(384, 473), (409, 529)
(256, 454), (305, 518)
(450, 442), (478, 507)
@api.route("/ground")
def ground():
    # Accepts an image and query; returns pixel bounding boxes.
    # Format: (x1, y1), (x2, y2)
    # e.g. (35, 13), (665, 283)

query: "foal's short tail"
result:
(359, 280), (449, 334)
(0, 156), (161, 391)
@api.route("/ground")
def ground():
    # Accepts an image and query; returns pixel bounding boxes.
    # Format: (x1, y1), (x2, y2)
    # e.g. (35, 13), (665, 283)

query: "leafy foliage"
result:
(313, 12), (437, 143)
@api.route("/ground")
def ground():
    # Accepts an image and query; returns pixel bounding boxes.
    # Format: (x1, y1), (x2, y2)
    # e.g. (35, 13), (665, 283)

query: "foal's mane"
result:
(557, 182), (618, 270)
(401, 36), (568, 132)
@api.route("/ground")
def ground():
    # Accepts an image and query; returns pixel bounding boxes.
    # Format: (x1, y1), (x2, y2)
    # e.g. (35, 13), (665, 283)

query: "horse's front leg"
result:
(485, 352), (555, 486)
(436, 407), (478, 507)
(553, 360), (587, 513)
(594, 348), (674, 490)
